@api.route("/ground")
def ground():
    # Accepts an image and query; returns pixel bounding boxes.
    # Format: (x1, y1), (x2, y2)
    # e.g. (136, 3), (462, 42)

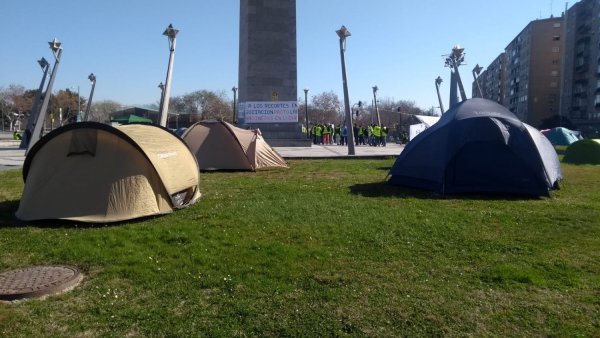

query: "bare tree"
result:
(169, 90), (233, 122)
(309, 91), (343, 124)
(89, 100), (122, 123)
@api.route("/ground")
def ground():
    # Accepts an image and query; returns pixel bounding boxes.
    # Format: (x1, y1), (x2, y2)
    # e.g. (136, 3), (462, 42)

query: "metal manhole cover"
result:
(0, 265), (82, 301)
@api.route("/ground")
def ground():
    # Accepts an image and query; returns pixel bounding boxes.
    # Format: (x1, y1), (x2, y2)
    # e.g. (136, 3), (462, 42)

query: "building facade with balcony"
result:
(473, 53), (505, 103)
(503, 17), (564, 129)
(561, 0), (600, 137)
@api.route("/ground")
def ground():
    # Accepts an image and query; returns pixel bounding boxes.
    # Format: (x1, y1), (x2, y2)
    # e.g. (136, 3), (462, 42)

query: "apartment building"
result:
(561, 0), (600, 137)
(473, 53), (505, 103)
(502, 17), (564, 128)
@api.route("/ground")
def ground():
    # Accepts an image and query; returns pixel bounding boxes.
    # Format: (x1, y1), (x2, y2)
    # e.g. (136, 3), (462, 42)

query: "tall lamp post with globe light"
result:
(27, 38), (63, 153)
(435, 76), (445, 114)
(303, 88), (309, 138)
(232, 86), (237, 124)
(84, 73), (96, 121)
(444, 45), (468, 106)
(472, 64), (483, 98)
(336, 25), (355, 155)
(372, 85), (381, 126)
(158, 24), (179, 127)
(19, 57), (50, 149)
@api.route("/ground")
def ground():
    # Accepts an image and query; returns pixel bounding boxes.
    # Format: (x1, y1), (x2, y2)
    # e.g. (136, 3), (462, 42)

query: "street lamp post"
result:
(303, 88), (309, 138)
(158, 82), (165, 120)
(372, 85), (381, 126)
(159, 24), (179, 127)
(19, 57), (50, 149)
(27, 38), (63, 153)
(69, 86), (80, 122)
(84, 73), (96, 121)
(444, 45), (467, 105)
(472, 64), (483, 98)
(336, 25), (355, 155)
(435, 76), (445, 114)
(232, 86), (237, 124)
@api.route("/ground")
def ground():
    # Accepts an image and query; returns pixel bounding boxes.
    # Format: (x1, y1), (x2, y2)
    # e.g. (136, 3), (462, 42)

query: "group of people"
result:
(353, 124), (388, 147)
(308, 123), (388, 147)
(309, 124), (349, 145)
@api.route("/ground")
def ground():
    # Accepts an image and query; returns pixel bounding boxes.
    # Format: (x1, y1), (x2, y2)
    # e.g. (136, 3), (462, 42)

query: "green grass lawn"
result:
(0, 159), (599, 336)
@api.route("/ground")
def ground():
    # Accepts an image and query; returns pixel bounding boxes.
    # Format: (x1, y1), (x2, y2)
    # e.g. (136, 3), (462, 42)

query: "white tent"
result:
(409, 115), (440, 141)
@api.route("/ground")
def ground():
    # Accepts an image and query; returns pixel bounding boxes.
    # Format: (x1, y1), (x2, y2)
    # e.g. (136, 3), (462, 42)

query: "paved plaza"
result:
(0, 131), (404, 171)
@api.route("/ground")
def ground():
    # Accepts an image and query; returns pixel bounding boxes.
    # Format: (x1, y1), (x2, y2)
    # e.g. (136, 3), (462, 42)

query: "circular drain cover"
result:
(0, 265), (82, 301)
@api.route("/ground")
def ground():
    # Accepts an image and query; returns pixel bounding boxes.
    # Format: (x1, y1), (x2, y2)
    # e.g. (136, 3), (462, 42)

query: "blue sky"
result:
(1, 0), (568, 111)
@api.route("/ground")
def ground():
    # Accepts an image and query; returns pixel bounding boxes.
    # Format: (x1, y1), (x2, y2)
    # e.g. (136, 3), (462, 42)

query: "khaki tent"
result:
(182, 120), (288, 171)
(16, 122), (201, 223)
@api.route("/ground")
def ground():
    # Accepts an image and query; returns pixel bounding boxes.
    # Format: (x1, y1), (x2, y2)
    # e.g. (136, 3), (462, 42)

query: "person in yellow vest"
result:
(367, 125), (374, 146)
(357, 125), (365, 145)
(315, 124), (323, 144)
(381, 125), (388, 146)
(372, 124), (382, 146)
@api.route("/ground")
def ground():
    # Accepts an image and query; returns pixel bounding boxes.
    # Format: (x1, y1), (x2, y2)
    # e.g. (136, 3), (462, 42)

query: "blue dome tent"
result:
(388, 99), (562, 196)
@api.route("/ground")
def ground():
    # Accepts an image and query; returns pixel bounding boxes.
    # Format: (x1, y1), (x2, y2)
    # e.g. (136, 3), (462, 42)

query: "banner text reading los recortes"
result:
(240, 101), (298, 123)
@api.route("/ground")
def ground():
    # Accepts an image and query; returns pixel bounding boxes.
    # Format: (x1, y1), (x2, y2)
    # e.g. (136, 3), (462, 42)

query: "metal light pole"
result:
(444, 45), (467, 105)
(336, 25), (355, 155)
(69, 86), (80, 122)
(472, 64), (483, 98)
(27, 38), (63, 153)
(159, 24), (179, 127)
(84, 73), (96, 121)
(232, 86), (237, 124)
(303, 88), (309, 138)
(435, 76), (445, 114)
(20, 57), (50, 149)
(158, 82), (165, 121)
(372, 85), (381, 126)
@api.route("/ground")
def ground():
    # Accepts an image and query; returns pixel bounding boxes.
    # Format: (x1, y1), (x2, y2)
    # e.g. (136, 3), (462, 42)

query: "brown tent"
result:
(181, 120), (288, 171)
(16, 122), (201, 223)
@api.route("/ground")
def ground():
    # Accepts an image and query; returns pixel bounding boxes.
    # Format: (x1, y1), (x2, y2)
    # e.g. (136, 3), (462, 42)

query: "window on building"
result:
(551, 70), (559, 76)
(550, 82), (558, 88)
(552, 59), (559, 65)
(553, 35), (560, 41)
(552, 47), (560, 53)
(553, 23), (561, 28)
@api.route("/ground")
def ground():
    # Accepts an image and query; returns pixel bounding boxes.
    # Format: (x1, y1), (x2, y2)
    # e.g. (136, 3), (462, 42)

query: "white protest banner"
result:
(241, 101), (298, 123)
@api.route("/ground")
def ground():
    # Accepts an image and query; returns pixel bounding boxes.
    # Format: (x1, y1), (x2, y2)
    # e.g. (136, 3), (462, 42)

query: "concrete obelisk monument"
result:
(238, 0), (310, 146)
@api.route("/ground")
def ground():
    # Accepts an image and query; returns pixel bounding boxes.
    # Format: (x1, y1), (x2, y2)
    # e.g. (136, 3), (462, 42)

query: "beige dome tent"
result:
(16, 122), (201, 223)
(181, 120), (288, 171)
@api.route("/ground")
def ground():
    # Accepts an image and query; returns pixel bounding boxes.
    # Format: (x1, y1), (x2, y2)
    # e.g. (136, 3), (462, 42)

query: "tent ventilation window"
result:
(68, 129), (98, 157)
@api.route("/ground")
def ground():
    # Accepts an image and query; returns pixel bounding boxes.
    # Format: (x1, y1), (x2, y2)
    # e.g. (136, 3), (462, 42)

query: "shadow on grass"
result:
(0, 200), (163, 229)
(376, 166), (392, 171)
(349, 182), (544, 201)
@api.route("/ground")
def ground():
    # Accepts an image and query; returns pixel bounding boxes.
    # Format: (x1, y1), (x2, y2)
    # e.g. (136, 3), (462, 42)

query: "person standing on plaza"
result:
(323, 124), (330, 145)
(341, 125), (347, 145)
(372, 124), (381, 146)
(315, 124), (322, 144)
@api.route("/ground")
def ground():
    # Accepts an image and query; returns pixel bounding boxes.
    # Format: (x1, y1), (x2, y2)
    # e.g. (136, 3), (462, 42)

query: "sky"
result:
(1, 0), (570, 113)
